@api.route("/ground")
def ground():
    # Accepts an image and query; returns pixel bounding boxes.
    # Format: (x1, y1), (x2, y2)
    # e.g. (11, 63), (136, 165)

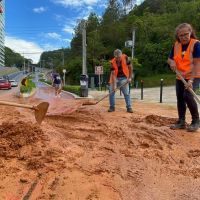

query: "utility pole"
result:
(23, 59), (26, 74)
(132, 27), (136, 59)
(82, 20), (87, 75)
(62, 51), (65, 66)
(40, 59), (41, 72)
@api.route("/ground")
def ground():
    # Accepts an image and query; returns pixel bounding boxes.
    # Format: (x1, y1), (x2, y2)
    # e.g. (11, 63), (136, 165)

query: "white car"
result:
(9, 79), (18, 87)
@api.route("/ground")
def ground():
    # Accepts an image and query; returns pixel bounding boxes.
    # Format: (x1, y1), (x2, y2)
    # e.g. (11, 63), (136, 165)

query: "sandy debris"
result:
(0, 98), (200, 199)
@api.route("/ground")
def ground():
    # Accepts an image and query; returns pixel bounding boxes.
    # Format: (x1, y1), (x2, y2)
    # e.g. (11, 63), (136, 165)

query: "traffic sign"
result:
(95, 66), (103, 75)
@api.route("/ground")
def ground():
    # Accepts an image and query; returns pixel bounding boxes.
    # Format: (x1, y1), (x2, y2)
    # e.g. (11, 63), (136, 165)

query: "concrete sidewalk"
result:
(89, 86), (177, 105)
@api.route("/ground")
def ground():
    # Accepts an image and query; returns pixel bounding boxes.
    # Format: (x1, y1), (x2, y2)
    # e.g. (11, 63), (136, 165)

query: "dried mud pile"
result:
(0, 100), (200, 199)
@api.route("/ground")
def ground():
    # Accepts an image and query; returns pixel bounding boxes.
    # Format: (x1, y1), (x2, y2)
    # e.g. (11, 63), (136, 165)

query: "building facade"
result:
(0, 0), (5, 67)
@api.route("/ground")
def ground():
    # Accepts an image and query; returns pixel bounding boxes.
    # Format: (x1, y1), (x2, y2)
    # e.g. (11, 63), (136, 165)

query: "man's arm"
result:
(167, 58), (177, 71)
(192, 58), (200, 79)
(128, 63), (133, 82)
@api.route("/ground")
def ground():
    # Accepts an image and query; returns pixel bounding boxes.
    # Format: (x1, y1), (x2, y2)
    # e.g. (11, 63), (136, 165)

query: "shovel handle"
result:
(0, 100), (36, 110)
(175, 70), (200, 104)
(95, 80), (129, 104)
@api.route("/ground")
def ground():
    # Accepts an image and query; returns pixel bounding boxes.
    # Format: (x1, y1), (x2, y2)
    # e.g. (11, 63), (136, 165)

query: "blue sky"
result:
(5, 0), (142, 63)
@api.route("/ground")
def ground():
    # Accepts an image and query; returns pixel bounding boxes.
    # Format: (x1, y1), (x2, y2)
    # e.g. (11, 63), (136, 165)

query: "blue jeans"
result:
(109, 77), (132, 109)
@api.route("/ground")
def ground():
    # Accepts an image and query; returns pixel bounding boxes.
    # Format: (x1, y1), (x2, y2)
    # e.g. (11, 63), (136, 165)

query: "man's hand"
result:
(167, 59), (177, 71)
(128, 78), (132, 83)
(186, 79), (193, 89)
(170, 62), (177, 71)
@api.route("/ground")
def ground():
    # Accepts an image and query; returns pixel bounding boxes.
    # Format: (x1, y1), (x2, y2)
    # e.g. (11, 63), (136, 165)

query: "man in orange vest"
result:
(108, 49), (133, 113)
(168, 23), (200, 132)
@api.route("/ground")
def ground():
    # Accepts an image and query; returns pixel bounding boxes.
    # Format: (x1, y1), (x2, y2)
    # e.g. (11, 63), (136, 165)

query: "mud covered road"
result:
(0, 85), (200, 200)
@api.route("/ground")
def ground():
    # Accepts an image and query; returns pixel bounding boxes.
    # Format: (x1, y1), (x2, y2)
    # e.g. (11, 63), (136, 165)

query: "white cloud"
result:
(63, 25), (74, 34)
(52, 0), (99, 7)
(46, 32), (62, 40)
(5, 36), (44, 64)
(33, 6), (47, 13)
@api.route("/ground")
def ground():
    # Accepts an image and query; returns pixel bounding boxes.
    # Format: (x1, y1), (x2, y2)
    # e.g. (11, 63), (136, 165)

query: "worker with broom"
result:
(108, 49), (133, 113)
(167, 23), (200, 132)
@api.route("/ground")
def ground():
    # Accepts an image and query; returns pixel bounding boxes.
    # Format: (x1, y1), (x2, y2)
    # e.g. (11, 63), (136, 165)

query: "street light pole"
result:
(82, 20), (87, 75)
(132, 27), (136, 59)
(23, 58), (26, 74)
(40, 59), (42, 72)
(63, 69), (66, 86)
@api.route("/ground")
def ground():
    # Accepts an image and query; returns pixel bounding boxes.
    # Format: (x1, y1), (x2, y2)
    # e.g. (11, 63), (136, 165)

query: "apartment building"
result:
(0, 0), (5, 67)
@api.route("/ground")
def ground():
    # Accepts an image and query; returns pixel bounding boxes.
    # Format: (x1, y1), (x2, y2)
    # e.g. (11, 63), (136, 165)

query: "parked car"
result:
(9, 79), (18, 87)
(0, 79), (11, 89)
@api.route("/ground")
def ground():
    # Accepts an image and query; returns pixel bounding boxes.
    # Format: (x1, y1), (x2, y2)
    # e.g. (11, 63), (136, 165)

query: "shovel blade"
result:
(35, 102), (49, 124)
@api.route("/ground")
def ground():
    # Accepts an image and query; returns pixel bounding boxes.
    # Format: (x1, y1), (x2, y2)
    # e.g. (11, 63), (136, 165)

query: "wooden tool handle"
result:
(96, 80), (129, 104)
(0, 100), (36, 110)
(175, 70), (200, 104)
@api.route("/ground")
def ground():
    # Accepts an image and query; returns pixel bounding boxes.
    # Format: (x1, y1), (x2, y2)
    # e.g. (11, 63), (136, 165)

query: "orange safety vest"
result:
(173, 38), (200, 79)
(110, 54), (130, 78)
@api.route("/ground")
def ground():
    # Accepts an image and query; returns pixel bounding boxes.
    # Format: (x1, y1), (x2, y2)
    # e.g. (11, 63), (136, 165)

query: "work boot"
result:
(127, 108), (133, 113)
(187, 120), (200, 132)
(170, 119), (186, 130)
(108, 107), (115, 112)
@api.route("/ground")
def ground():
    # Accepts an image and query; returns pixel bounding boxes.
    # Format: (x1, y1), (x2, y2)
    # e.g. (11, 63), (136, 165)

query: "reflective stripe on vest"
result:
(110, 54), (129, 78)
(173, 38), (200, 79)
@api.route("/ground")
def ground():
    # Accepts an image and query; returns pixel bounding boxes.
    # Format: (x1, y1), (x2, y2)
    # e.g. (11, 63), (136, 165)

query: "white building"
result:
(0, 0), (5, 67)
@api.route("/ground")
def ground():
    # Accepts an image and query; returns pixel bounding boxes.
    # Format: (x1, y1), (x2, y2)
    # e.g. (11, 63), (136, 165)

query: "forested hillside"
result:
(38, 0), (200, 83)
(5, 47), (30, 69)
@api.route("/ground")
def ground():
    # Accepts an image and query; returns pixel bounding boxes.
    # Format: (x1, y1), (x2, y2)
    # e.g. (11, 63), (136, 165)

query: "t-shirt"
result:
(53, 75), (61, 84)
(111, 55), (131, 77)
(169, 41), (200, 59)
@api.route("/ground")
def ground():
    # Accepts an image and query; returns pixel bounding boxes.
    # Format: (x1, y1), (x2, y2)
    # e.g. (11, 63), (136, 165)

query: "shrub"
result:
(20, 77), (36, 94)
(63, 85), (81, 96)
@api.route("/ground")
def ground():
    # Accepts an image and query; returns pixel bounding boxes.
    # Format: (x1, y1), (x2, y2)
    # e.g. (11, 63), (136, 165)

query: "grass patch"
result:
(0, 67), (19, 76)
(136, 73), (175, 88)
(63, 85), (81, 96)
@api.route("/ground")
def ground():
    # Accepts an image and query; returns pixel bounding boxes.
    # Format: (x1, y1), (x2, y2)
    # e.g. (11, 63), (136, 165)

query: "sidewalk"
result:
(89, 86), (177, 106)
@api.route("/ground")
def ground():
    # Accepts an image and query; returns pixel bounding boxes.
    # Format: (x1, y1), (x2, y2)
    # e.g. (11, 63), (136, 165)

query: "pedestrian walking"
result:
(52, 73), (62, 98)
(108, 49), (133, 113)
(167, 23), (200, 132)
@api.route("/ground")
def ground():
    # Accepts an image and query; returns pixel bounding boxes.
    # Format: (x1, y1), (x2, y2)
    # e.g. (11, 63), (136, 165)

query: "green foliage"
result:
(9, 0), (199, 86)
(20, 85), (30, 93)
(66, 57), (82, 84)
(5, 47), (25, 68)
(137, 73), (175, 88)
(20, 77), (36, 94)
(62, 85), (81, 96)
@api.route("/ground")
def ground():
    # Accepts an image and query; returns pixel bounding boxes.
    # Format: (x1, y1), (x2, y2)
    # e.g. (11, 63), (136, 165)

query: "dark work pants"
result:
(176, 79), (199, 121)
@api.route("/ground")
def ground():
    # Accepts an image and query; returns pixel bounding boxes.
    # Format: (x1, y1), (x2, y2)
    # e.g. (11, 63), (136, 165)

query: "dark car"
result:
(0, 79), (11, 89)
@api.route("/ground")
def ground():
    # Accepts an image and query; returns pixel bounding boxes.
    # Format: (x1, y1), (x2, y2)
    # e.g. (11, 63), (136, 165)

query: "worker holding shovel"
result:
(167, 23), (200, 132)
(108, 49), (133, 113)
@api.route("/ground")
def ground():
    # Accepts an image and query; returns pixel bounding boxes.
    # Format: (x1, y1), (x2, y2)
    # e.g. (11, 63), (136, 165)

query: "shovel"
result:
(175, 69), (200, 104)
(82, 80), (129, 105)
(0, 100), (49, 124)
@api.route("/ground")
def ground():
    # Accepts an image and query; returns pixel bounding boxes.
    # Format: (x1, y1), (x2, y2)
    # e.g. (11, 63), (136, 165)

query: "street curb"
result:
(41, 81), (94, 100)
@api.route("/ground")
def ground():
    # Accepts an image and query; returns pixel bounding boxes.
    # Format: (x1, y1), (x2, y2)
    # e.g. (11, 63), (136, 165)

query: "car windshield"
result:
(0, 80), (6, 83)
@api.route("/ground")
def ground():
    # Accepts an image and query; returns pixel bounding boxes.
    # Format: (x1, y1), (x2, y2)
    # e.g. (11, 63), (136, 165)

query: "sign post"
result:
(63, 69), (66, 86)
(95, 66), (103, 90)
